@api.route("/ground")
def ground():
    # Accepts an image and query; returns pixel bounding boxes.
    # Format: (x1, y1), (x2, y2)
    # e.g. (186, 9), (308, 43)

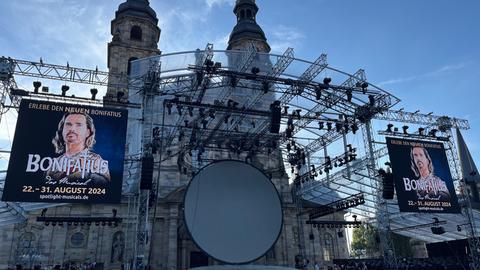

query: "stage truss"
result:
(0, 45), (479, 270)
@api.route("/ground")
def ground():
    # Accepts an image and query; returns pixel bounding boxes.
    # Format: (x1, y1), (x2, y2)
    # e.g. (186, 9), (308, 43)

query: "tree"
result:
(351, 225), (380, 258)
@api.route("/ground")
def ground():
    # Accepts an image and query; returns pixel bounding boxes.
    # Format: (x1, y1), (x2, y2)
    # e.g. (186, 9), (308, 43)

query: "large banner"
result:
(386, 137), (460, 213)
(2, 99), (128, 203)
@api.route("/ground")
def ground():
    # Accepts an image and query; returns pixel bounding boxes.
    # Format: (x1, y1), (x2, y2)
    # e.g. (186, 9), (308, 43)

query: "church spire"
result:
(227, 0), (270, 52)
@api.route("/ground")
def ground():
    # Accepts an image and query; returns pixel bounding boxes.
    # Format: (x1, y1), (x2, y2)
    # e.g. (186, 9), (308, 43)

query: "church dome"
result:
(228, 20), (267, 45)
(115, 0), (158, 23)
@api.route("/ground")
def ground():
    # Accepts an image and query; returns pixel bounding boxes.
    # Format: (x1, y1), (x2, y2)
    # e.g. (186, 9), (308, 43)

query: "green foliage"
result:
(351, 226), (414, 259)
(351, 225), (380, 258)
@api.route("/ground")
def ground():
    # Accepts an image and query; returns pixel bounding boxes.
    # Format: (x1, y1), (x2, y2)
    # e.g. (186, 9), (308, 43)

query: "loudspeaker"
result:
(269, 101), (281, 133)
(382, 172), (395, 200)
(140, 156), (154, 190)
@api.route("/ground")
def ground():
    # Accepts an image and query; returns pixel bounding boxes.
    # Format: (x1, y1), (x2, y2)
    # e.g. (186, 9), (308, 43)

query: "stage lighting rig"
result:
(306, 193), (366, 219)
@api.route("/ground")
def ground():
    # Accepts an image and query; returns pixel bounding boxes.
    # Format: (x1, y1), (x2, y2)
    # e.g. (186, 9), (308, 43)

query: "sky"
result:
(0, 0), (479, 169)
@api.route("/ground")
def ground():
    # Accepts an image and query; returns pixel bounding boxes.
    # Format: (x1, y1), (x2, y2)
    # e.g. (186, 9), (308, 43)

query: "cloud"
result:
(205, 0), (235, 9)
(378, 62), (468, 86)
(267, 25), (305, 53)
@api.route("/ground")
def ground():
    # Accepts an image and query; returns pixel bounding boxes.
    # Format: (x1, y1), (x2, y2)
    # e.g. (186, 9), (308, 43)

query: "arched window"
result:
(130, 26), (142, 41)
(246, 9), (252, 18)
(240, 10), (245, 19)
(127, 57), (138, 75)
(111, 231), (125, 263)
(323, 233), (335, 261)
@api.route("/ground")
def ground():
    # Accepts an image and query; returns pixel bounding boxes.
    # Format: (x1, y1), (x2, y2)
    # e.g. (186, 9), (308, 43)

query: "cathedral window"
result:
(130, 26), (143, 41)
(323, 233), (335, 261)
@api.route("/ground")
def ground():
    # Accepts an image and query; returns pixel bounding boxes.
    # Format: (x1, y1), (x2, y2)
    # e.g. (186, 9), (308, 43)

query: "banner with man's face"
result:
(386, 137), (460, 213)
(2, 99), (128, 203)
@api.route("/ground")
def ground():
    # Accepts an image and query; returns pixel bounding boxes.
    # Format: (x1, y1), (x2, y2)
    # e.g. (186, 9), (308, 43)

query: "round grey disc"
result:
(184, 160), (283, 264)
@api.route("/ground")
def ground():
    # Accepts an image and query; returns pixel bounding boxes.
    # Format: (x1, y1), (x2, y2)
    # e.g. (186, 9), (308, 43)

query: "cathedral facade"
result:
(0, 1), (349, 269)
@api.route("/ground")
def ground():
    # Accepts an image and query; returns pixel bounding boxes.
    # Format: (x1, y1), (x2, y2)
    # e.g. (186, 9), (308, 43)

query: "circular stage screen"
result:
(184, 160), (283, 264)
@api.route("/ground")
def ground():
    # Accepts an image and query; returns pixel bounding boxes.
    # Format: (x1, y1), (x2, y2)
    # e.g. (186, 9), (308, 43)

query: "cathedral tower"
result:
(227, 0), (270, 52)
(106, 0), (161, 100)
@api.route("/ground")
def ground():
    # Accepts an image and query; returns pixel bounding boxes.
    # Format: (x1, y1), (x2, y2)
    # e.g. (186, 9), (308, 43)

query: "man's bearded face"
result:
(62, 114), (91, 147)
(412, 147), (429, 173)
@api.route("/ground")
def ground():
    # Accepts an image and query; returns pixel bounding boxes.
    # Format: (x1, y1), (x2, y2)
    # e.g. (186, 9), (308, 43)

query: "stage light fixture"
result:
(418, 127), (425, 135)
(318, 122), (325, 130)
(42, 86), (49, 93)
(251, 67), (260, 74)
(326, 122), (332, 131)
(61, 85), (69, 96)
(45, 221), (50, 226)
(335, 122), (343, 132)
(323, 77), (332, 85)
(346, 89), (352, 102)
(402, 125), (409, 134)
(262, 81), (270, 93)
(176, 105), (183, 115)
(33, 81), (41, 93)
(429, 129), (438, 137)
(315, 87), (322, 100)
(52, 222), (57, 226)
(90, 88), (98, 100)
(386, 124), (394, 132)
(351, 123), (358, 134)
(457, 225), (462, 232)
(368, 95), (375, 106)
(116, 91), (125, 102)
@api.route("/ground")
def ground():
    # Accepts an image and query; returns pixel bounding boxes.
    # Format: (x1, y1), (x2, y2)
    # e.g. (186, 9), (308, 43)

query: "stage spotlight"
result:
(315, 87), (322, 100)
(418, 127), (425, 135)
(386, 124), (394, 133)
(251, 67), (260, 74)
(318, 122), (324, 130)
(335, 122), (343, 132)
(457, 225), (462, 232)
(116, 91), (125, 102)
(33, 81), (42, 93)
(52, 222), (57, 226)
(326, 122), (332, 131)
(95, 221), (100, 226)
(429, 129), (438, 137)
(176, 105), (183, 115)
(262, 81), (270, 93)
(73, 222), (78, 226)
(45, 221), (50, 226)
(351, 123), (358, 134)
(323, 77), (332, 86)
(402, 125), (409, 134)
(90, 88), (98, 100)
(67, 221), (72, 226)
(346, 89), (352, 102)
(61, 85), (69, 96)
(42, 86), (49, 93)
(368, 95), (375, 106)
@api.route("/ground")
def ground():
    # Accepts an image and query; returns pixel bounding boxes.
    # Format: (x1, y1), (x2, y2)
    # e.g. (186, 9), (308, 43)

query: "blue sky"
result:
(0, 0), (479, 168)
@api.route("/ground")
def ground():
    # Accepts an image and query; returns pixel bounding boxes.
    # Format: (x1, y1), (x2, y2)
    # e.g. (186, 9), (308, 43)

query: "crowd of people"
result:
(333, 257), (470, 270)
